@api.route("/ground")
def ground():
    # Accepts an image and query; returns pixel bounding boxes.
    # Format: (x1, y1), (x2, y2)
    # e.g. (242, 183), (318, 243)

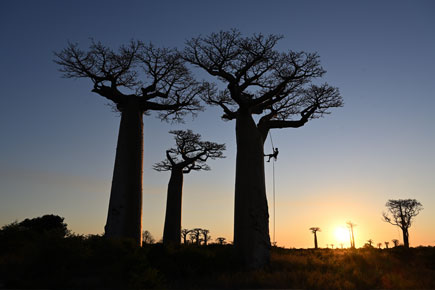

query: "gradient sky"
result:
(1, 0), (434, 248)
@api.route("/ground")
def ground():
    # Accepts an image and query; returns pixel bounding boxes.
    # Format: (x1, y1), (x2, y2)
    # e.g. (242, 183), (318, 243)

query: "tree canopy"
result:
(55, 40), (204, 121)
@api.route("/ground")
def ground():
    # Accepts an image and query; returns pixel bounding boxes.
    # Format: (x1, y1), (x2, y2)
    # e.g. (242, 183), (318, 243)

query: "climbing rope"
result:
(268, 131), (276, 246)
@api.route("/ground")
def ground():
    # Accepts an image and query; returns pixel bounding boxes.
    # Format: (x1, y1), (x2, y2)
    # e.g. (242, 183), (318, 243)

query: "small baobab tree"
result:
(392, 239), (399, 247)
(181, 228), (191, 244)
(216, 237), (227, 245)
(385, 241), (390, 249)
(55, 41), (204, 244)
(382, 199), (423, 248)
(201, 229), (212, 245)
(185, 29), (343, 267)
(367, 239), (373, 247)
(377, 242), (382, 249)
(154, 130), (225, 246)
(189, 228), (203, 245)
(346, 221), (357, 249)
(309, 227), (321, 249)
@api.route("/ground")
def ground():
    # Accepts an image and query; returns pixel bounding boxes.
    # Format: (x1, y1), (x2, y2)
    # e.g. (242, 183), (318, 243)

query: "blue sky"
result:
(1, 0), (434, 247)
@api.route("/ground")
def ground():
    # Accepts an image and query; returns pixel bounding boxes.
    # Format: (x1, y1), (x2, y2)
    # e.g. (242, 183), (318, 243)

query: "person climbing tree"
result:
(184, 29), (343, 268)
(265, 148), (279, 162)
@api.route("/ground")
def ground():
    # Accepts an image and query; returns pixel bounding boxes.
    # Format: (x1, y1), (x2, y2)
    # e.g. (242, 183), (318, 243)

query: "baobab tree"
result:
(154, 130), (225, 246)
(309, 227), (321, 249)
(55, 41), (204, 244)
(385, 241), (390, 249)
(184, 29), (343, 267)
(382, 199), (423, 248)
(181, 228), (191, 244)
(216, 237), (227, 245)
(392, 239), (399, 247)
(377, 242), (382, 249)
(367, 239), (373, 247)
(201, 229), (212, 245)
(347, 221), (357, 249)
(189, 228), (203, 245)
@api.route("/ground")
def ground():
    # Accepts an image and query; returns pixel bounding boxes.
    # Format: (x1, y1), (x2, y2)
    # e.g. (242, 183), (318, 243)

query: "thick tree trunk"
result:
(105, 97), (143, 245)
(234, 113), (271, 268)
(163, 167), (183, 246)
(403, 228), (409, 248)
(314, 233), (318, 249)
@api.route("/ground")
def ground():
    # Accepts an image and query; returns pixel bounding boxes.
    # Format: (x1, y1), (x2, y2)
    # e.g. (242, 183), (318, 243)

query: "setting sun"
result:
(334, 227), (349, 245)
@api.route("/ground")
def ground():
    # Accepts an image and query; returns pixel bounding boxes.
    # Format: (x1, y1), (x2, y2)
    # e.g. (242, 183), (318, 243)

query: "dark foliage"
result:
(1, 216), (434, 289)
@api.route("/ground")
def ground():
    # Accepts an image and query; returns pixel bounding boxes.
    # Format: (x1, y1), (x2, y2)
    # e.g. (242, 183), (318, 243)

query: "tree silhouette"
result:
(201, 229), (211, 245)
(189, 228), (203, 245)
(184, 29), (343, 267)
(377, 242), (382, 249)
(142, 230), (155, 245)
(385, 241), (390, 249)
(367, 239), (373, 247)
(392, 239), (399, 247)
(346, 221), (357, 249)
(309, 227), (321, 249)
(382, 199), (423, 248)
(154, 130), (225, 246)
(55, 41), (204, 244)
(216, 237), (227, 245)
(181, 228), (191, 244)
(4, 214), (69, 238)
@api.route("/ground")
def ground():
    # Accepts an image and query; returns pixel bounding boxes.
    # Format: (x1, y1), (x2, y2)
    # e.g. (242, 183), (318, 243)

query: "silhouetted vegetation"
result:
(383, 199), (423, 248)
(54, 41), (204, 245)
(309, 227), (321, 249)
(184, 29), (343, 268)
(142, 230), (155, 245)
(347, 221), (357, 249)
(154, 130), (225, 246)
(1, 216), (435, 289)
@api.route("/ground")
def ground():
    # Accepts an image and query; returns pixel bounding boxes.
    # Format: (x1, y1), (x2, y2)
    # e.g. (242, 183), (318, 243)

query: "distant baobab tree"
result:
(181, 228), (191, 244)
(54, 41), (204, 244)
(382, 199), (423, 248)
(154, 130), (225, 246)
(201, 229), (211, 245)
(385, 241), (390, 249)
(346, 221), (357, 249)
(392, 239), (399, 247)
(216, 237), (227, 245)
(309, 227), (321, 249)
(189, 228), (203, 245)
(367, 239), (373, 247)
(184, 29), (343, 268)
(377, 242), (382, 249)
(331, 244), (334, 249)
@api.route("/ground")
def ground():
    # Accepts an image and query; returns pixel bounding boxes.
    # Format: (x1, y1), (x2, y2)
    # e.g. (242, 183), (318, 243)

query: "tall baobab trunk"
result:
(105, 97), (143, 245)
(402, 228), (409, 248)
(314, 232), (318, 249)
(163, 167), (183, 245)
(234, 113), (271, 268)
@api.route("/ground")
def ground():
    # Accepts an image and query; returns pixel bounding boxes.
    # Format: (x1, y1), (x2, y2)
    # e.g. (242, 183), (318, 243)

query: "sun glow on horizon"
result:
(334, 226), (349, 245)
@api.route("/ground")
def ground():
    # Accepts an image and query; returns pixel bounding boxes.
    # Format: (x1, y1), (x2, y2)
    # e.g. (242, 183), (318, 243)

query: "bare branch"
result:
(153, 130), (226, 173)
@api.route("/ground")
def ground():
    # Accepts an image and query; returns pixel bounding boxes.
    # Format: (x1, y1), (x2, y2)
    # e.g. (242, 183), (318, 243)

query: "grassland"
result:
(1, 229), (434, 289)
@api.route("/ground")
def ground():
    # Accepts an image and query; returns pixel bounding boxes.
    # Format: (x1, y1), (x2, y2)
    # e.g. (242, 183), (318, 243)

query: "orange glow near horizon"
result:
(334, 226), (349, 245)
